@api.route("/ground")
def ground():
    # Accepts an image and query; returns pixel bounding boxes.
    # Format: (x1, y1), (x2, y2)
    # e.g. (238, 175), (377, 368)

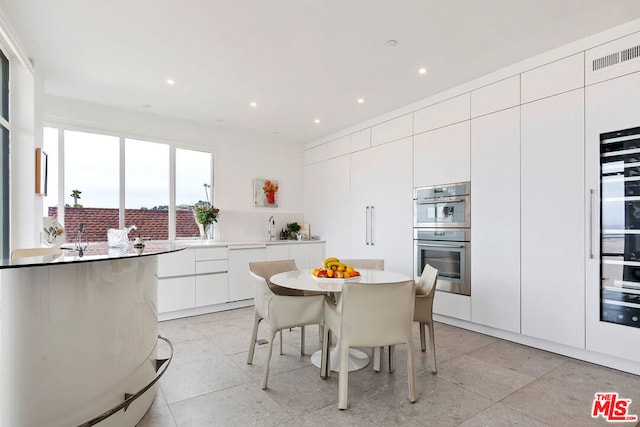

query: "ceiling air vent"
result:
(592, 52), (619, 71)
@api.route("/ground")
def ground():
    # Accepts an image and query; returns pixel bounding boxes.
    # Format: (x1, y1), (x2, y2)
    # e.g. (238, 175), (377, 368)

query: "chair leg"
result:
(373, 347), (381, 372)
(428, 321), (437, 374)
(406, 340), (417, 403)
(419, 322), (426, 352)
(389, 345), (396, 372)
(321, 327), (330, 379)
(261, 329), (278, 390)
(279, 330), (283, 355)
(247, 312), (262, 364)
(300, 326), (305, 355)
(338, 339), (350, 410)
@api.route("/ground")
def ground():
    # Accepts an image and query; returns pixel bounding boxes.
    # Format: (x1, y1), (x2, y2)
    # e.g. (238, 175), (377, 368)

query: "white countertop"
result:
(180, 239), (325, 248)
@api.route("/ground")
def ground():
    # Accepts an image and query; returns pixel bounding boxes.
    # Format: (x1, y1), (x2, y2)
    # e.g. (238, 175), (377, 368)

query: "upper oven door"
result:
(414, 194), (470, 227)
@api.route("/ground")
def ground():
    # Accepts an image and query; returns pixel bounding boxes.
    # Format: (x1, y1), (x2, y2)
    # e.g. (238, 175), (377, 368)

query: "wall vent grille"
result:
(621, 44), (640, 62)
(592, 52), (620, 71)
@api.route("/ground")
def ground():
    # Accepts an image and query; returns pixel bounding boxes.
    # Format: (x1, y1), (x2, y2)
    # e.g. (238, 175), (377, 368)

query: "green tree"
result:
(70, 189), (82, 208)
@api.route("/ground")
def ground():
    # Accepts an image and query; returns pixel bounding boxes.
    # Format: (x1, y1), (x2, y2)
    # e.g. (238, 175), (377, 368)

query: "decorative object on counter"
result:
(300, 223), (311, 240)
(286, 222), (301, 240)
(42, 217), (66, 247)
(254, 178), (279, 207)
(74, 222), (88, 257)
(194, 203), (219, 240)
(133, 235), (145, 254)
(108, 224), (137, 247)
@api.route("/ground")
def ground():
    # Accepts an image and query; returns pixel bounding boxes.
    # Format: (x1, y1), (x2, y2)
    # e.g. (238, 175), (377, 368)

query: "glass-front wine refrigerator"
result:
(600, 126), (640, 328)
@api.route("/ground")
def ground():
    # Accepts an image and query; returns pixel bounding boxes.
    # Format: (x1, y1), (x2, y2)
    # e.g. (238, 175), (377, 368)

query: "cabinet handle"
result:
(365, 206), (370, 245)
(370, 205), (375, 246)
(589, 189), (594, 259)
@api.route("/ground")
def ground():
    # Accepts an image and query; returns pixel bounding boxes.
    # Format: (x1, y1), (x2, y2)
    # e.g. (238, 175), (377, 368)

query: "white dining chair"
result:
(247, 260), (325, 389)
(414, 263), (439, 374)
(321, 279), (417, 409)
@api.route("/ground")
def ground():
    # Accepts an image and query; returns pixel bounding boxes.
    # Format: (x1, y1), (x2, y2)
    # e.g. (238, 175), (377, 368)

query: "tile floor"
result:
(138, 307), (640, 426)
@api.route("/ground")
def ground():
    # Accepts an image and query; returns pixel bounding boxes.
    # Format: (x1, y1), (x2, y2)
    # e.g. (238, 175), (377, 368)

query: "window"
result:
(125, 138), (169, 239)
(176, 148), (212, 239)
(43, 126), (212, 242)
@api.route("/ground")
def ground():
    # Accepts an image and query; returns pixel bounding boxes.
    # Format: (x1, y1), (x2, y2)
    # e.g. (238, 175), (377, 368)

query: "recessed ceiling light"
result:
(314, 119), (320, 124)
(166, 78), (175, 85)
(385, 39), (398, 47)
(418, 67), (428, 75)
(250, 101), (258, 108)
(357, 98), (365, 104)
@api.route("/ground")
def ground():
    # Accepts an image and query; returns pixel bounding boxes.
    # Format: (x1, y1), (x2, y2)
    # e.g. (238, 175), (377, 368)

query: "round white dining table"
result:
(270, 268), (412, 372)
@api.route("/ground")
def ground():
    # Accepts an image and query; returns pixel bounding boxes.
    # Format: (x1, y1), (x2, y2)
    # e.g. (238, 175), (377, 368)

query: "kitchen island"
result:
(0, 243), (183, 427)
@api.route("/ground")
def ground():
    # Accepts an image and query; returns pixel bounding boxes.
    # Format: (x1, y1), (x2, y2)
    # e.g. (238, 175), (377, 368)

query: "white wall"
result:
(43, 96), (306, 242)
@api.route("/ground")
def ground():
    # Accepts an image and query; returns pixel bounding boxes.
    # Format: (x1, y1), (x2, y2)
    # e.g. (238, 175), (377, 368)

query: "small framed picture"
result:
(254, 178), (279, 207)
(35, 147), (48, 196)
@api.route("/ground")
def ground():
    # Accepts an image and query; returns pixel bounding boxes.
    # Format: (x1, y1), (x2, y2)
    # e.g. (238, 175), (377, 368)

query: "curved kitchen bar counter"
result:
(0, 243), (184, 427)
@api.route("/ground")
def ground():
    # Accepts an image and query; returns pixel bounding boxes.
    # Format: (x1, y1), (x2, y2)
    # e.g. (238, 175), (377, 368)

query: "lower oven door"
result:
(415, 240), (470, 296)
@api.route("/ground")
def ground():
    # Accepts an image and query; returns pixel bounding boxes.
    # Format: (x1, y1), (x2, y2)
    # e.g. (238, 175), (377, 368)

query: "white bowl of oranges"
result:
(312, 257), (361, 281)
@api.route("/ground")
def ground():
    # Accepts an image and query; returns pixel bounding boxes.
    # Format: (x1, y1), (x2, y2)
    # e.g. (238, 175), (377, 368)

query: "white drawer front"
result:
(195, 246), (228, 261)
(196, 259), (228, 274)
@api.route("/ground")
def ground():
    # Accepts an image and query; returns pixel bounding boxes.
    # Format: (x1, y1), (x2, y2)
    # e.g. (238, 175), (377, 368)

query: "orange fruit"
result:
(312, 268), (319, 277)
(327, 269), (334, 278)
(345, 266), (355, 273)
(343, 271), (351, 278)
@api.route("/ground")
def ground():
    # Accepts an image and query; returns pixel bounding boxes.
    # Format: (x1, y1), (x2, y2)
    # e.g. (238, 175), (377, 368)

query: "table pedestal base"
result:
(310, 347), (369, 372)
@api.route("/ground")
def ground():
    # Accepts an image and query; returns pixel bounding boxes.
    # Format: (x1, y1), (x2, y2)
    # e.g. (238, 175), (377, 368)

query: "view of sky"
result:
(42, 127), (212, 216)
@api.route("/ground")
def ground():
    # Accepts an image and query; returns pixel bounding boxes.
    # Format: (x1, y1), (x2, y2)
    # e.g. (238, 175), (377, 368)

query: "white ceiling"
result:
(3, 1), (640, 145)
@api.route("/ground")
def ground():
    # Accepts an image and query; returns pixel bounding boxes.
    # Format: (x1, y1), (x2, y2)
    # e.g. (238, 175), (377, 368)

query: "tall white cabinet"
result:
(349, 137), (413, 276)
(470, 106), (521, 333)
(521, 89), (585, 347)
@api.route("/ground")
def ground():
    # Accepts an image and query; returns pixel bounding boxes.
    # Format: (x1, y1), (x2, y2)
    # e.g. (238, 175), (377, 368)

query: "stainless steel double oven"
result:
(414, 182), (471, 296)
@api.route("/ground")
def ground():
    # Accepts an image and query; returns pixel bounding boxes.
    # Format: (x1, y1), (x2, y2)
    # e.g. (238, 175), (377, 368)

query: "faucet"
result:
(268, 216), (276, 241)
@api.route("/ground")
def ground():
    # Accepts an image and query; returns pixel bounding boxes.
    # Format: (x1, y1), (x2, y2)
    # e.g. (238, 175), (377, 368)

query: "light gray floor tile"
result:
(467, 340), (568, 378)
(140, 308), (640, 427)
(457, 403), (550, 427)
(170, 382), (293, 427)
(437, 354), (536, 401)
(372, 369), (495, 427)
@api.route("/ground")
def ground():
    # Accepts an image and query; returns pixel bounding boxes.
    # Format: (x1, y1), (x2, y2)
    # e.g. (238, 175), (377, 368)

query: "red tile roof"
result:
(48, 207), (201, 241)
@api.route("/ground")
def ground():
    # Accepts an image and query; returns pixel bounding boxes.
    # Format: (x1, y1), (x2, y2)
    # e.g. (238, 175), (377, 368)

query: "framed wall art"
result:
(254, 178), (279, 207)
(35, 147), (48, 196)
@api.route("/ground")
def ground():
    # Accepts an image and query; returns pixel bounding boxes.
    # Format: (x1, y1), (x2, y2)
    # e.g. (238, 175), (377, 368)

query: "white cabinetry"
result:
(266, 244), (289, 260)
(470, 106), (521, 333)
(414, 93), (470, 134)
(228, 245), (266, 301)
(371, 114), (413, 146)
(350, 128), (371, 152)
(350, 137), (413, 277)
(521, 89), (585, 347)
(157, 249), (196, 313)
(586, 71), (640, 362)
(195, 247), (229, 307)
(521, 53), (584, 103)
(413, 121), (470, 187)
(471, 75), (520, 118)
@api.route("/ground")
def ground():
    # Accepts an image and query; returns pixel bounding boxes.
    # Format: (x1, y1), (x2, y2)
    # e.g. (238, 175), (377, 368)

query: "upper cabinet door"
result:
(414, 93), (470, 134)
(371, 114), (413, 146)
(521, 53), (584, 103)
(471, 75), (520, 118)
(413, 121), (470, 187)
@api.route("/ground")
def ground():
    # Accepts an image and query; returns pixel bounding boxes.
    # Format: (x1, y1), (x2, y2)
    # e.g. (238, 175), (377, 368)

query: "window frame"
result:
(43, 123), (215, 242)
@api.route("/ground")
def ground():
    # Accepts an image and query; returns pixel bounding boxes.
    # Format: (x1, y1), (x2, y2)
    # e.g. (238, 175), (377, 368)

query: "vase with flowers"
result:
(262, 180), (279, 205)
(194, 204), (219, 239)
(194, 183), (220, 240)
